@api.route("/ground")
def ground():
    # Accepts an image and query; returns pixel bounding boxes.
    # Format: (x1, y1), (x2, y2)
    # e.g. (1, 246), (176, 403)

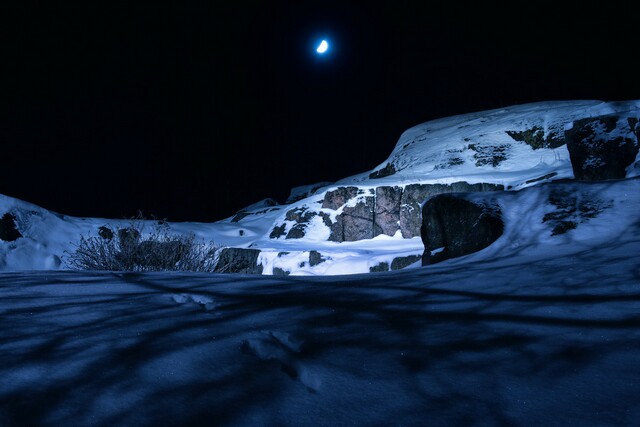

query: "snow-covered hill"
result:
(2, 100), (640, 425)
(1, 100), (639, 274)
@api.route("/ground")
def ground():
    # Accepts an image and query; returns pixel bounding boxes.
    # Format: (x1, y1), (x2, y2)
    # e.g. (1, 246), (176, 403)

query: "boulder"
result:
(421, 194), (503, 265)
(308, 250), (326, 266)
(400, 182), (504, 238)
(391, 255), (421, 270)
(0, 213), (21, 242)
(565, 114), (639, 180)
(214, 248), (263, 274)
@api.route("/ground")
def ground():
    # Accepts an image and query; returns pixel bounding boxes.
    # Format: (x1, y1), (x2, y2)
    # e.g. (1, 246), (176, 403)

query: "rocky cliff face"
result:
(215, 101), (640, 274)
(268, 182), (504, 243)
(419, 110), (640, 265)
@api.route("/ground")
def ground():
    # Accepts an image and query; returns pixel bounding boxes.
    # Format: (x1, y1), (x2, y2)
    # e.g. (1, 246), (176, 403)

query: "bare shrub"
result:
(65, 215), (221, 272)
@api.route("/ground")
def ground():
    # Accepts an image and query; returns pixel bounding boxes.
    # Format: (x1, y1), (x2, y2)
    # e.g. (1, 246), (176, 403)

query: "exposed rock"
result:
(309, 250), (326, 266)
(98, 226), (114, 240)
(390, 255), (421, 270)
(269, 224), (286, 239)
(369, 163), (397, 179)
(284, 207), (317, 239)
(506, 126), (565, 149)
(369, 262), (389, 272)
(337, 196), (375, 241)
(322, 187), (360, 210)
(468, 143), (509, 167)
(273, 182), (505, 242)
(272, 267), (290, 276)
(214, 248), (263, 274)
(421, 194), (503, 265)
(400, 182), (504, 238)
(0, 213), (21, 242)
(374, 186), (402, 237)
(565, 114), (639, 180)
(286, 224), (307, 239)
(285, 207), (314, 222)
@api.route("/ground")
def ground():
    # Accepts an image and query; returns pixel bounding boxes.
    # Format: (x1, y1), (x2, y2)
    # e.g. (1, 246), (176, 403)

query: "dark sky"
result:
(1, 2), (638, 222)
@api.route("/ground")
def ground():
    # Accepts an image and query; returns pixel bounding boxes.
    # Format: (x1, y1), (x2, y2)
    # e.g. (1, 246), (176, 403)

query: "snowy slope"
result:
(2, 101), (640, 425)
(342, 99), (640, 187)
(1, 100), (639, 274)
(1, 180), (640, 425)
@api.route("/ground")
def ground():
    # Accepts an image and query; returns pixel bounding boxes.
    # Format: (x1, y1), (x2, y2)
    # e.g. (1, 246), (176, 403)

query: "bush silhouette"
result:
(65, 215), (220, 272)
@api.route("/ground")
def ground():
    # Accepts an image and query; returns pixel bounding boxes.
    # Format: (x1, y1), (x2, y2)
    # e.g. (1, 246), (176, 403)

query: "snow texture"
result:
(2, 100), (639, 275)
(2, 100), (640, 425)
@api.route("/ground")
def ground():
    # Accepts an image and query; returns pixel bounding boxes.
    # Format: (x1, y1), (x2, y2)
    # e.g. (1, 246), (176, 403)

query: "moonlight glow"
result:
(316, 40), (329, 54)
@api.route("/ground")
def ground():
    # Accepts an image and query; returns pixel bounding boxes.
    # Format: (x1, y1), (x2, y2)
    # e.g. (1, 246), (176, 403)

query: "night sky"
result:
(2, 2), (638, 222)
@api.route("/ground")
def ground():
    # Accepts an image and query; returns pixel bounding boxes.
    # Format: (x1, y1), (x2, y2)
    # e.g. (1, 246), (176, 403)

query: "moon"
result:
(316, 40), (329, 54)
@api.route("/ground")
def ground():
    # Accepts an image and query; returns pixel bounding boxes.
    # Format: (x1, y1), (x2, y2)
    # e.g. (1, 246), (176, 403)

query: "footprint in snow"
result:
(171, 293), (217, 311)
(241, 331), (321, 392)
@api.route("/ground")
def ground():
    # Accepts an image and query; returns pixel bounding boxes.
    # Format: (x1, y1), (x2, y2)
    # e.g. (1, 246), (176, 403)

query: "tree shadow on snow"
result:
(1, 263), (640, 426)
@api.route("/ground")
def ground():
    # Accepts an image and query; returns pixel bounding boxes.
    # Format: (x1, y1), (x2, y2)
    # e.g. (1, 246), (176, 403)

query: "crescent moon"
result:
(316, 40), (329, 54)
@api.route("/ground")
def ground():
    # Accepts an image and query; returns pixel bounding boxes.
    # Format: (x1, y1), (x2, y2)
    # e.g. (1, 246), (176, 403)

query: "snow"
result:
(1, 203), (640, 425)
(2, 100), (639, 275)
(1, 100), (640, 424)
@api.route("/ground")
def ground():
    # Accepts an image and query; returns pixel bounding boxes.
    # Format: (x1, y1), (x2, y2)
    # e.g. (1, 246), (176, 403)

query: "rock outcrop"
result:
(421, 194), (503, 265)
(270, 182), (504, 242)
(565, 114), (639, 180)
(0, 213), (21, 242)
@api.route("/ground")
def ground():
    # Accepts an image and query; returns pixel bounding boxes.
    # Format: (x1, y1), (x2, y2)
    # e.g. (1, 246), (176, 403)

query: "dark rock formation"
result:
(374, 186), (402, 236)
(272, 267), (290, 276)
(391, 255), (421, 270)
(286, 224), (307, 239)
(369, 262), (389, 272)
(368, 255), (421, 272)
(468, 143), (509, 167)
(0, 213), (21, 242)
(400, 182), (504, 238)
(98, 226), (114, 240)
(369, 162), (397, 179)
(421, 194), (503, 265)
(506, 125), (565, 149)
(214, 248), (263, 274)
(334, 195), (375, 241)
(565, 114), (639, 180)
(269, 224), (286, 239)
(274, 182), (505, 242)
(308, 250), (326, 266)
(321, 187), (360, 210)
